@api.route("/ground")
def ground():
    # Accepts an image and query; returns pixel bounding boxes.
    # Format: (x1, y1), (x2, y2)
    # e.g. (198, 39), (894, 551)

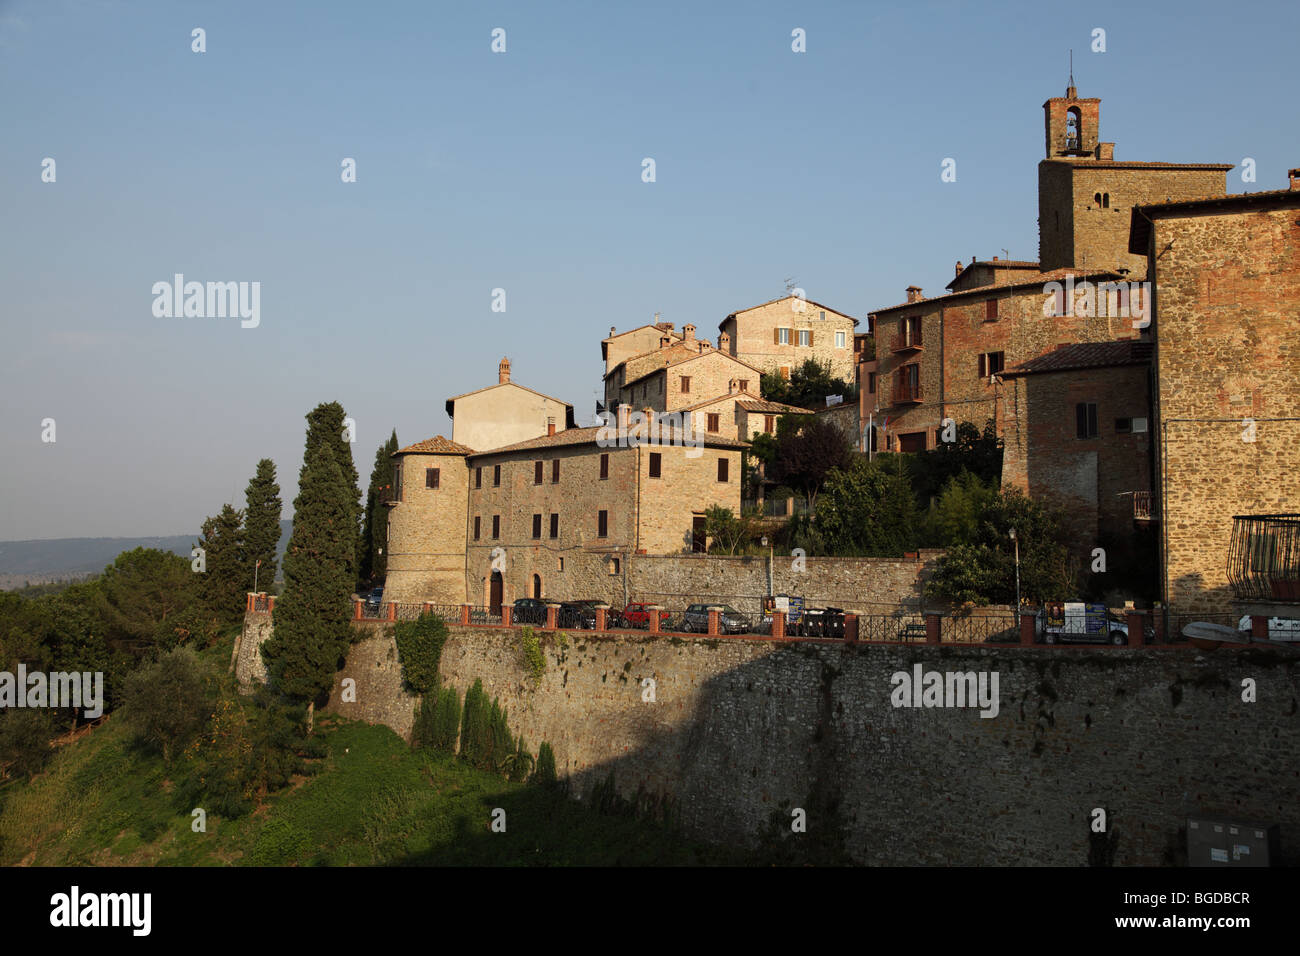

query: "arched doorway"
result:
(489, 571), (503, 615)
(532, 574), (542, 599)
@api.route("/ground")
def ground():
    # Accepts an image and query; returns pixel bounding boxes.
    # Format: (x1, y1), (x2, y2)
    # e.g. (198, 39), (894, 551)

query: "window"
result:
(475, 466), (482, 488)
(797, 329), (811, 347)
(649, 452), (661, 478)
(473, 516), (481, 541)
(717, 458), (729, 482)
(599, 453), (609, 479)
(898, 432), (927, 453)
(707, 413), (720, 433)
(1076, 402), (1099, 439)
(764, 415), (776, 434)
(901, 315), (922, 347)
(597, 510), (608, 538)
(738, 379), (749, 392)
(492, 514), (500, 539)
(977, 352), (1004, 378)
(819, 310), (826, 321)
(549, 513), (558, 539)
(985, 299), (998, 321)
(835, 331), (846, 348)
(867, 371), (877, 394)
(394, 464), (403, 502)
(534, 460), (543, 484)
(551, 459), (560, 483)
(493, 464), (501, 487)
(777, 328), (791, 345)
(532, 514), (542, 539)
(557, 556), (564, 571)
(1115, 417), (1132, 434)
(609, 558), (621, 575)
(1094, 191), (1103, 207)
(426, 467), (440, 489)
(680, 376), (691, 394)
(1132, 416), (1149, 433)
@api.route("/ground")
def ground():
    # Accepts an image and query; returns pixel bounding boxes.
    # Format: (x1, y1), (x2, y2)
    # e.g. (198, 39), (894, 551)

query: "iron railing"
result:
(1133, 491), (1158, 521)
(1227, 514), (1300, 601)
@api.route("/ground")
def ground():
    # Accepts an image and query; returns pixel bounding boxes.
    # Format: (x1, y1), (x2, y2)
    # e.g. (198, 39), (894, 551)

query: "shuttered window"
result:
(1076, 402), (1098, 439)
(707, 413), (720, 433)
(599, 453), (609, 479)
(551, 459), (560, 483)
(473, 516), (480, 540)
(649, 452), (661, 478)
(597, 510), (608, 537)
(717, 458), (729, 482)
(532, 514), (542, 538)
(475, 467), (482, 489)
(549, 513), (559, 538)
(491, 515), (500, 538)
(426, 468), (440, 489)
(534, 460), (543, 484)
(493, 465), (501, 486)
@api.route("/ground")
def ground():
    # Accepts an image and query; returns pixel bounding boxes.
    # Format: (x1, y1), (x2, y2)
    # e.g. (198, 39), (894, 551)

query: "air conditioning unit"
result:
(1133, 417), (1149, 433)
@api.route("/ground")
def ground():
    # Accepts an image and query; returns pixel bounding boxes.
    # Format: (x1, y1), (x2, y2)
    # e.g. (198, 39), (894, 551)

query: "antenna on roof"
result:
(1069, 50), (1074, 89)
(1001, 249), (1010, 259)
(784, 276), (797, 294)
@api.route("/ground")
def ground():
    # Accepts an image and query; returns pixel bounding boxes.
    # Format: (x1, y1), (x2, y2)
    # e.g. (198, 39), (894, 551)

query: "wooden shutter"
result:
(532, 514), (542, 538)
(549, 514), (558, 538)
(551, 459), (559, 483)
(534, 460), (543, 484)
(649, 452), (661, 478)
(599, 453), (609, 479)
(598, 510), (608, 537)
(774, 328), (780, 345)
(808, 331), (814, 347)
(718, 458), (729, 482)
(978, 354), (986, 378)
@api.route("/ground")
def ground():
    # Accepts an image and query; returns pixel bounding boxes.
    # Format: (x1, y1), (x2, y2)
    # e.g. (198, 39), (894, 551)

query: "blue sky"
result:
(2, 0), (1296, 539)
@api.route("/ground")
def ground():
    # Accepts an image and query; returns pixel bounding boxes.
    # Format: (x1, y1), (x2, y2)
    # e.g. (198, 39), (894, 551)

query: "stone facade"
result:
(719, 295), (859, 381)
(444, 358), (574, 452)
(605, 339), (760, 415)
(1133, 189), (1300, 614)
(294, 618), (1300, 865)
(602, 321), (681, 375)
(384, 441), (472, 604)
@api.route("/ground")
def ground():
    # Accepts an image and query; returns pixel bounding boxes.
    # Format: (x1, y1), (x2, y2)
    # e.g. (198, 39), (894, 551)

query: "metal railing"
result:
(1133, 491), (1158, 521)
(892, 379), (922, 404)
(942, 611), (1019, 644)
(468, 605), (503, 626)
(1227, 514), (1300, 601)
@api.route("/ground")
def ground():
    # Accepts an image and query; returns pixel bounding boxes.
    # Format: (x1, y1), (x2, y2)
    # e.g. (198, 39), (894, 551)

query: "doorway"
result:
(489, 571), (503, 615)
(532, 574), (542, 599)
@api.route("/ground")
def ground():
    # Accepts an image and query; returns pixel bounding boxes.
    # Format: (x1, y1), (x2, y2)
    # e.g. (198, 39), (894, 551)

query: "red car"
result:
(615, 602), (671, 629)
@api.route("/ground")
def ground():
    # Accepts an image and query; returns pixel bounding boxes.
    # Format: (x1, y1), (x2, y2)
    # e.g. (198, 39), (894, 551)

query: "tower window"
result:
(1102, 192), (1110, 208)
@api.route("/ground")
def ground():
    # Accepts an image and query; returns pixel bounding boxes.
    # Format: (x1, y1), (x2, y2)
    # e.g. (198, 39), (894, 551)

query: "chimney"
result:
(609, 325), (616, 336)
(1097, 142), (1115, 161)
(906, 285), (923, 303)
(683, 323), (696, 342)
(729, 378), (738, 394)
(616, 403), (630, 431)
(498, 357), (511, 384)
(1290, 168), (1300, 191)
(992, 255), (998, 262)
(955, 260), (963, 278)
(659, 335), (672, 348)
(546, 417), (556, 437)
(719, 331), (731, 353)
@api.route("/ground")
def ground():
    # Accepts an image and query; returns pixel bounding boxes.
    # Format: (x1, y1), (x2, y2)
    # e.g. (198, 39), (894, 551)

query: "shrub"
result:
(121, 647), (215, 764)
(519, 627), (544, 684)
(431, 687), (461, 754)
(532, 742), (557, 787)
(0, 708), (54, 780)
(393, 613), (450, 695)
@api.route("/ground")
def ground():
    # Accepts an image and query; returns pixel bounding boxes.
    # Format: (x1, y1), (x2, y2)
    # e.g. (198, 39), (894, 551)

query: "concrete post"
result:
(460, 604), (471, 626)
(595, 604), (609, 631)
(267, 595), (276, 613)
(925, 612), (941, 644)
(1251, 615), (1270, 639)
(501, 606), (512, 627)
(422, 602), (432, 616)
(1126, 610), (1146, 645)
(386, 602), (397, 622)
(772, 611), (786, 639)
(545, 603), (560, 629)
(353, 599), (363, 621)
(707, 606), (722, 636)
(647, 605), (662, 633)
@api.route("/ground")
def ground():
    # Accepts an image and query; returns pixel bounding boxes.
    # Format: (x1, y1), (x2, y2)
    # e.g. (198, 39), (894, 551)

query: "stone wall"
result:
(724, 296), (859, 382)
(234, 610), (273, 690)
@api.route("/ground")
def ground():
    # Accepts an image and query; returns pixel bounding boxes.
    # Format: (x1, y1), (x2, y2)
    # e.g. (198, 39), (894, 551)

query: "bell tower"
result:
(1043, 83), (1101, 159)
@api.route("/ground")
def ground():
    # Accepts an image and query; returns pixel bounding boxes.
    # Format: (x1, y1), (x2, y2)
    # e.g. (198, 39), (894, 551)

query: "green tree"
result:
(197, 503), (246, 629)
(393, 612), (449, 695)
(760, 358), (857, 409)
(303, 402), (363, 583)
(261, 427), (355, 707)
(815, 455), (922, 556)
(923, 471), (998, 546)
(458, 679), (490, 770)
(431, 686), (462, 753)
(244, 458), (282, 593)
(95, 548), (197, 658)
(121, 646), (216, 765)
(703, 504), (758, 555)
(0, 709), (54, 780)
(359, 430), (398, 587)
(909, 419), (1003, 503)
(766, 414), (856, 510)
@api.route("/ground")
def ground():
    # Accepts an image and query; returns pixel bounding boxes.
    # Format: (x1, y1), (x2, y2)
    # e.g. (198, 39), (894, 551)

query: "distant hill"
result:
(0, 519), (293, 590)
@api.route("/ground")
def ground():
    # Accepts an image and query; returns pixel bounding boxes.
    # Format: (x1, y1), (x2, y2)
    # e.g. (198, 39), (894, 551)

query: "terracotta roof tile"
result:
(721, 295), (860, 329)
(735, 399), (816, 414)
(468, 424), (749, 458)
(394, 436), (476, 456)
(1001, 339), (1152, 378)
(871, 267), (1123, 315)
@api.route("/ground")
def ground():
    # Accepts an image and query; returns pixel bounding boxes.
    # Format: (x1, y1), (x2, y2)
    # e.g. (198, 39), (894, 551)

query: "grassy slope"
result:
(0, 712), (745, 867)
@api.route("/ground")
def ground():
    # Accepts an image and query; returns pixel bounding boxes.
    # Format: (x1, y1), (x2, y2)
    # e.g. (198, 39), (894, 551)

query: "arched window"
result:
(1066, 107), (1082, 149)
(1102, 193), (1110, 208)
(532, 574), (542, 599)
(1094, 192), (1103, 207)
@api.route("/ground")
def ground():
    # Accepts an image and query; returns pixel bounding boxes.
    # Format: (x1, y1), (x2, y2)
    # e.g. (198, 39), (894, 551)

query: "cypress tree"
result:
(197, 504), (246, 628)
(261, 432), (355, 705)
(303, 402), (362, 584)
(359, 429), (398, 587)
(244, 458), (282, 593)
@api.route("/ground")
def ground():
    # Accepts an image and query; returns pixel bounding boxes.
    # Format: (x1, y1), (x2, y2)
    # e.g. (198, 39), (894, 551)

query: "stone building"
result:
(1128, 173), (1300, 615)
(602, 324), (762, 415)
(602, 319), (681, 375)
(718, 295), (859, 382)
(444, 358), (575, 452)
(384, 436), (476, 604)
(999, 340), (1155, 560)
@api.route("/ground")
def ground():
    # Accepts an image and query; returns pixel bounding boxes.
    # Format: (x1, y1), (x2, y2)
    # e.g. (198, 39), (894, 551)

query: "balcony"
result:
(891, 381), (923, 406)
(1227, 514), (1300, 601)
(891, 333), (923, 354)
(1133, 490), (1159, 522)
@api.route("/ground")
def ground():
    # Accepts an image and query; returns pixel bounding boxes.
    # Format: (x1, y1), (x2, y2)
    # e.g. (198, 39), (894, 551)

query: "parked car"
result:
(797, 606), (845, 638)
(512, 597), (549, 625)
(615, 602), (671, 629)
(1237, 614), (1300, 642)
(558, 600), (601, 629)
(678, 603), (751, 634)
(364, 587), (383, 616)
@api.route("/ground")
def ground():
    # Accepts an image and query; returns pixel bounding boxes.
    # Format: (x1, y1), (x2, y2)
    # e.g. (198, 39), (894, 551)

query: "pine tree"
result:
(197, 504), (246, 629)
(261, 430), (355, 705)
(358, 430), (398, 587)
(244, 458), (282, 593)
(303, 402), (362, 584)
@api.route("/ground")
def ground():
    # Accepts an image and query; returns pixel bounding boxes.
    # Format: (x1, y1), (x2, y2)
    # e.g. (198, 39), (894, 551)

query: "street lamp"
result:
(1009, 527), (1021, 627)
(761, 535), (773, 597)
